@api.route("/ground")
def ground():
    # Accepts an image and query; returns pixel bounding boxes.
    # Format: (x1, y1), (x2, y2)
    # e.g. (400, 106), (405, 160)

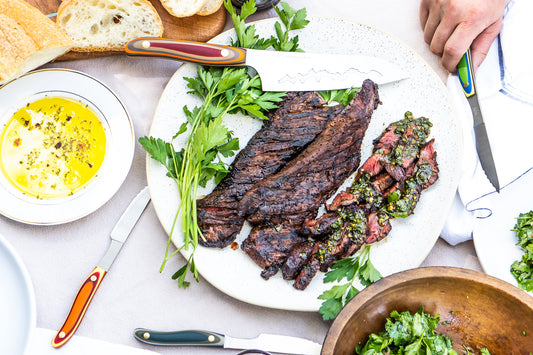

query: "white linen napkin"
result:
(26, 328), (160, 355)
(441, 0), (533, 245)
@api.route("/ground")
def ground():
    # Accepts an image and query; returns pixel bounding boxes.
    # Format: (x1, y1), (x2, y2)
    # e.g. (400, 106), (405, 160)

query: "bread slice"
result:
(0, 0), (73, 84)
(160, 0), (208, 18)
(57, 0), (164, 52)
(197, 0), (223, 16)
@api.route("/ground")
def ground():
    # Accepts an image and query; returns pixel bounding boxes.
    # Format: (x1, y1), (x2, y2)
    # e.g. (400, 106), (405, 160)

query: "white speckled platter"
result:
(0, 69), (134, 225)
(147, 17), (462, 311)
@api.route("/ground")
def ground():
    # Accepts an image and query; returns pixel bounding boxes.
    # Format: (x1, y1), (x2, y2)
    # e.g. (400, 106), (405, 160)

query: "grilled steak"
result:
(239, 79), (381, 226)
(241, 223), (306, 280)
(287, 113), (439, 290)
(197, 91), (342, 248)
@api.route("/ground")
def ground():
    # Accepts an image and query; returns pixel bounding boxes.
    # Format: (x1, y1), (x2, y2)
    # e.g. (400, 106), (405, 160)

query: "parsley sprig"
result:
(140, 0), (308, 287)
(318, 245), (382, 320)
(510, 211), (533, 292)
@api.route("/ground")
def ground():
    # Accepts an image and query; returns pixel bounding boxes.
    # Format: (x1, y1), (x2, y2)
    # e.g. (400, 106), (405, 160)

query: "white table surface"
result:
(1, 1), (483, 354)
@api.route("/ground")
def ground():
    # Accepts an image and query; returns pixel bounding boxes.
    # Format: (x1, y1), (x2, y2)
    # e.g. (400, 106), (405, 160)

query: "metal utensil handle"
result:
(134, 328), (225, 347)
(125, 38), (247, 66)
(457, 49), (476, 97)
(52, 266), (107, 348)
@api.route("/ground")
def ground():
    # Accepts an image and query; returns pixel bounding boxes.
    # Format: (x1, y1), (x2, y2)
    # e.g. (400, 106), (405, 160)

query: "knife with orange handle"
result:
(52, 187), (151, 348)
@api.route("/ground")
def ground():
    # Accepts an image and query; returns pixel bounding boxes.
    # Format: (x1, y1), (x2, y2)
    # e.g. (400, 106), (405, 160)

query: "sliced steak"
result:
(197, 91), (342, 248)
(241, 223), (306, 280)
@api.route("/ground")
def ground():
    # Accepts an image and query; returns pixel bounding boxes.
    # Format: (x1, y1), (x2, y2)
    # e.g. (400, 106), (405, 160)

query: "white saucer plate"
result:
(0, 69), (134, 225)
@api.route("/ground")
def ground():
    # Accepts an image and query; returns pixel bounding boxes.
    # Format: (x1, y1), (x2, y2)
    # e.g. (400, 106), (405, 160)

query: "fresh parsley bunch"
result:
(140, 0), (309, 287)
(511, 211), (533, 292)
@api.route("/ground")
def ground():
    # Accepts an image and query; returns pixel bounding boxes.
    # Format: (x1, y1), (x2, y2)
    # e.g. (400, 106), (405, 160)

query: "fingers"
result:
(470, 20), (502, 71)
(440, 22), (479, 72)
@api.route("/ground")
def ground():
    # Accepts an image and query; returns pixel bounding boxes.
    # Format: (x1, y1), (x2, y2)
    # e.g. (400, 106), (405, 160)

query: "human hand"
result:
(420, 0), (507, 72)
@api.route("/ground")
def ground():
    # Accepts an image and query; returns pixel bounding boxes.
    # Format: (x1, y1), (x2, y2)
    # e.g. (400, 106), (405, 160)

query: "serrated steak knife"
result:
(52, 187), (151, 348)
(125, 38), (407, 92)
(457, 49), (500, 192)
(134, 328), (322, 355)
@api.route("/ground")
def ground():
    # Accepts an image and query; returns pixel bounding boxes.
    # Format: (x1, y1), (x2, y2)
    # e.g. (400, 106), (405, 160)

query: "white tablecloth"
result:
(1, 1), (482, 354)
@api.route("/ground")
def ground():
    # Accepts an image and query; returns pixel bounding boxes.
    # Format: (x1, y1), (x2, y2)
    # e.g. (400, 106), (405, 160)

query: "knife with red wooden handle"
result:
(125, 37), (407, 92)
(52, 187), (151, 348)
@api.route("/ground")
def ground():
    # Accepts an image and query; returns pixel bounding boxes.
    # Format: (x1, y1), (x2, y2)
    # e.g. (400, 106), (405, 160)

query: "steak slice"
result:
(239, 79), (381, 226)
(197, 91), (342, 248)
(288, 115), (439, 290)
(241, 223), (306, 280)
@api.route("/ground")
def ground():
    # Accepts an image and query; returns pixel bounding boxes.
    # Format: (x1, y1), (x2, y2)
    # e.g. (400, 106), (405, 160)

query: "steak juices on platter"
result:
(196, 79), (439, 289)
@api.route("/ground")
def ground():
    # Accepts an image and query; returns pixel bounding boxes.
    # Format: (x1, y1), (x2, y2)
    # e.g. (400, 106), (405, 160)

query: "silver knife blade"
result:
(225, 333), (322, 355)
(457, 49), (500, 192)
(99, 186), (151, 270)
(125, 38), (407, 92)
(246, 49), (406, 91)
(468, 95), (500, 192)
(133, 328), (322, 355)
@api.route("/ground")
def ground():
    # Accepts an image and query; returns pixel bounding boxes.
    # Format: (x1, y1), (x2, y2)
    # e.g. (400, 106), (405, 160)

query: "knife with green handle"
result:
(134, 328), (322, 355)
(457, 49), (500, 192)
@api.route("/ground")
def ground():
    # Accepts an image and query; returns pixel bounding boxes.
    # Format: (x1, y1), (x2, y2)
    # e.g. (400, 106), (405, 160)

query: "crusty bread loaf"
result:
(160, 0), (208, 18)
(57, 0), (164, 52)
(197, 0), (223, 16)
(0, 0), (72, 84)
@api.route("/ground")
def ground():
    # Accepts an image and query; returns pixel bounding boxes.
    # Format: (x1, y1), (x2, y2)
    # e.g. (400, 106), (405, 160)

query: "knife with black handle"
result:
(134, 328), (322, 355)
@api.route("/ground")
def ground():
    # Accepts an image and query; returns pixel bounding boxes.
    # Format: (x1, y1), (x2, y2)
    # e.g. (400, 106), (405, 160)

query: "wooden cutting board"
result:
(26, 0), (227, 60)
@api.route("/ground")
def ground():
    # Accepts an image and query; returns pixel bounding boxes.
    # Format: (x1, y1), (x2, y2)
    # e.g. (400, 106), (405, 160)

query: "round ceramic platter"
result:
(0, 233), (36, 355)
(148, 17), (462, 311)
(0, 69), (134, 225)
(473, 170), (533, 294)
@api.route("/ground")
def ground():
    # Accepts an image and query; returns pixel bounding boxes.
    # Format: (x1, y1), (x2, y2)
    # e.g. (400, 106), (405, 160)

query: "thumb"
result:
(470, 20), (502, 72)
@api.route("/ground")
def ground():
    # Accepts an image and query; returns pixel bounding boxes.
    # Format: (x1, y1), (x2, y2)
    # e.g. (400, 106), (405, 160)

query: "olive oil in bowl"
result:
(0, 96), (106, 199)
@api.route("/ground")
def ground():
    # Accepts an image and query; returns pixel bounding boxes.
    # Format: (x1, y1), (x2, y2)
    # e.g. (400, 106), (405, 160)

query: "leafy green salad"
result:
(355, 307), (491, 355)
(511, 211), (533, 292)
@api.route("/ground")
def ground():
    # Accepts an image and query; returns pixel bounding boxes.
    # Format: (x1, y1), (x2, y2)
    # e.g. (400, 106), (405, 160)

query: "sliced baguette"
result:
(0, 0), (72, 84)
(160, 0), (207, 18)
(57, 0), (164, 52)
(197, 0), (223, 16)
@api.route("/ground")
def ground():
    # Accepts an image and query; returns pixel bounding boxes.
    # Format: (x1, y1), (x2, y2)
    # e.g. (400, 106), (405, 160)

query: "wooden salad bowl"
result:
(321, 267), (533, 355)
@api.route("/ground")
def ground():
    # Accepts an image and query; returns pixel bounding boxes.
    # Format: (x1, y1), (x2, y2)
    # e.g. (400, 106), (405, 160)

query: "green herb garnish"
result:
(510, 211), (533, 292)
(318, 245), (382, 320)
(355, 307), (458, 355)
(140, 0), (309, 287)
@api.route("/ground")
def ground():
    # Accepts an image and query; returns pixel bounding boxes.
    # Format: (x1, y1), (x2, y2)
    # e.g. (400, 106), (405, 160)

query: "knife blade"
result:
(52, 187), (151, 348)
(133, 328), (322, 355)
(125, 38), (407, 92)
(457, 49), (500, 192)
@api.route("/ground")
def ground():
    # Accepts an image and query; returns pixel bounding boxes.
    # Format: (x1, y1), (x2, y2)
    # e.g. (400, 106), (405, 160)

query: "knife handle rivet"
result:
(90, 275), (97, 282)
(141, 40), (150, 49)
(208, 335), (215, 342)
(220, 49), (229, 57)
(59, 332), (66, 339)
(143, 332), (150, 340)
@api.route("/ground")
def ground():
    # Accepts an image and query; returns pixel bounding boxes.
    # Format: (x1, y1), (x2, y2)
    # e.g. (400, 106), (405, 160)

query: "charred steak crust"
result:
(239, 79), (381, 226)
(197, 91), (342, 248)
(239, 80), (380, 280)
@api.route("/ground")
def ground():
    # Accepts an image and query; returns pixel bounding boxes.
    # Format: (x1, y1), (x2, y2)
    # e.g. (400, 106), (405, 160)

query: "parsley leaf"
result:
(318, 246), (382, 320)
(510, 211), (533, 292)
